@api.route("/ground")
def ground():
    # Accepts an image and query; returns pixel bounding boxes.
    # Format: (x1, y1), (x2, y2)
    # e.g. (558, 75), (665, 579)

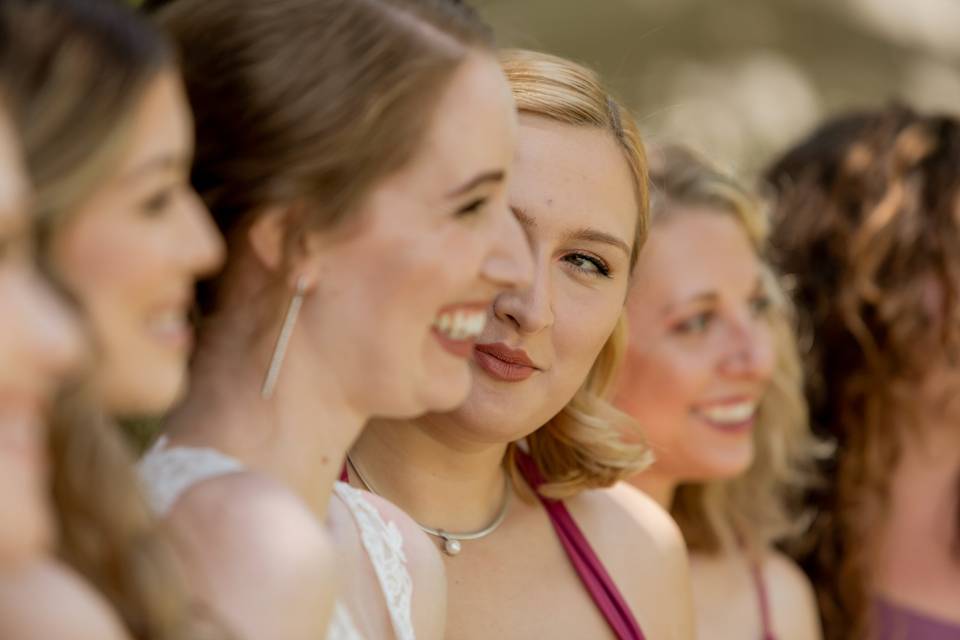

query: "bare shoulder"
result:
(762, 550), (822, 640)
(167, 471), (338, 640)
(0, 559), (130, 640)
(351, 490), (447, 640)
(568, 482), (695, 640)
(572, 481), (688, 561)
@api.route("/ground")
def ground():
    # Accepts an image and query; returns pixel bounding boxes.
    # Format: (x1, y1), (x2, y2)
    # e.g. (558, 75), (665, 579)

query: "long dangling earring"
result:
(261, 276), (307, 399)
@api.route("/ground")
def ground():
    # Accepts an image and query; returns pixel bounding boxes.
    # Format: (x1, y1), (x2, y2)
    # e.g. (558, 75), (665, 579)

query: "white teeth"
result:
(698, 402), (757, 424)
(433, 309), (487, 341)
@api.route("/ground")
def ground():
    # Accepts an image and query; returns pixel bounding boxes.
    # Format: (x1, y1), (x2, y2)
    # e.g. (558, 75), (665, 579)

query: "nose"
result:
(492, 251), (553, 335)
(479, 202), (534, 292)
(717, 312), (774, 380)
(180, 191), (226, 278)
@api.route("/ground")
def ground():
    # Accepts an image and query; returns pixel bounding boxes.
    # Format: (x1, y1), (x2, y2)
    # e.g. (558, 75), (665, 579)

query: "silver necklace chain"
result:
(345, 453), (511, 556)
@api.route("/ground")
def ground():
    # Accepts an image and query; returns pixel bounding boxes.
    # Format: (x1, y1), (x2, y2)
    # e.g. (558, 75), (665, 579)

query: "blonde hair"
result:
(648, 146), (823, 554)
(500, 49), (653, 499)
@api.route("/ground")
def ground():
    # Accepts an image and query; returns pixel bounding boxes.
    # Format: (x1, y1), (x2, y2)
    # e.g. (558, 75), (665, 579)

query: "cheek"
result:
(54, 218), (150, 330)
(621, 348), (708, 443)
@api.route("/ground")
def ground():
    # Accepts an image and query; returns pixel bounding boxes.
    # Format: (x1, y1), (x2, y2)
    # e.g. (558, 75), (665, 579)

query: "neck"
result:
(627, 466), (677, 510)
(351, 415), (511, 533)
(165, 324), (367, 520)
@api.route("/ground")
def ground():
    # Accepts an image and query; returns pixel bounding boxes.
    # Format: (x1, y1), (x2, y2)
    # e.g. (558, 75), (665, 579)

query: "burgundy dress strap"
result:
(339, 465), (349, 483)
(514, 449), (646, 640)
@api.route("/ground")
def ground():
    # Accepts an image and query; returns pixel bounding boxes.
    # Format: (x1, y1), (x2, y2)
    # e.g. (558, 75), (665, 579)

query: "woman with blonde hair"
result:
(0, 0), (234, 638)
(347, 49), (694, 640)
(614, 146), (822, 639)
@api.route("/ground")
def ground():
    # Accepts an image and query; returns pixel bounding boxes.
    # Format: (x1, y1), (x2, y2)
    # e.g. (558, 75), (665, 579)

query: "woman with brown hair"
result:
(0, 0), (233, 638)
(765, 105), (960, 640)
(346, 49), (694, 640)
(138, 0), (533, 638)
(0, 60), (99, 638)
(614, 146), (822, 639)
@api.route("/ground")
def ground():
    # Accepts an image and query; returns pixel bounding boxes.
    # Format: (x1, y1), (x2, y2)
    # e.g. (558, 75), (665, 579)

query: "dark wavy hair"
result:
(764, 104), (960, 640)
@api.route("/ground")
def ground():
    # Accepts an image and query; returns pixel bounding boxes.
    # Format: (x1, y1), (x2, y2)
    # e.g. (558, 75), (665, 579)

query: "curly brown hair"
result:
(764, 105), (960, 640)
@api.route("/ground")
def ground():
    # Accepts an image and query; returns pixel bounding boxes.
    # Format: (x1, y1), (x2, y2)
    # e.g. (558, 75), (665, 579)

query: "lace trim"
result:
(138, 439), (245, 515)
(325, 601), (363, 640)
(333, 482), (415, 640)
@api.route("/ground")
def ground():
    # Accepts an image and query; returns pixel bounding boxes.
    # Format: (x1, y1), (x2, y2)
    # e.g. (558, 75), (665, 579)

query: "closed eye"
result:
(455, 197), (488, 217)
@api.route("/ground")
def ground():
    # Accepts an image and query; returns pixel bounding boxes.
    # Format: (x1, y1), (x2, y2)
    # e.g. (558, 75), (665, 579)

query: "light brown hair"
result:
(500, 49), (653, 499)
(0, 0), (222, 637)
(156, 0), (494, 314)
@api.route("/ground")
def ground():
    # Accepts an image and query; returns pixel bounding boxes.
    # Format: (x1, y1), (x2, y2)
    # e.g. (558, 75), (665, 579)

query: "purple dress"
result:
(873, 597), (960, 640)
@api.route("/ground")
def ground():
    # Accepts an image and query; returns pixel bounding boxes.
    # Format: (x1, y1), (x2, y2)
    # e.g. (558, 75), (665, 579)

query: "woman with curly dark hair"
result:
(765, 105), (960, 640)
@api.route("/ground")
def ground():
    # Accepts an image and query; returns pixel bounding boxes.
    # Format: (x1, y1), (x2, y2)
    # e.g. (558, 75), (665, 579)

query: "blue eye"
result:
(564, 253), (611, 278)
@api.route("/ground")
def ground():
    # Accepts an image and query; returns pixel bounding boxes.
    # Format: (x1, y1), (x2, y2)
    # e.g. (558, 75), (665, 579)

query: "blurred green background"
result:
(476, 0), (960, 177)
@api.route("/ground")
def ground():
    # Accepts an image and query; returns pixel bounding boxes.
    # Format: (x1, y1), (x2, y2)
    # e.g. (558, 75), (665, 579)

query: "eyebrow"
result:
(121, 152), (190, 183)
(563, 227), (632, 257)
(446, 170), (505, 198)
(512, 205), (631, 257)
(662, 276), (765, 317)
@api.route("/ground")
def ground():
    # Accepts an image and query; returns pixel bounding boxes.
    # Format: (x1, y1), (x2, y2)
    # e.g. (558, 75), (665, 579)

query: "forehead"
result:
(117, 71), (192, 175)
(404, 52), (516, 194)
(510, 114), (636, 242)
(630, 209), (760, 311)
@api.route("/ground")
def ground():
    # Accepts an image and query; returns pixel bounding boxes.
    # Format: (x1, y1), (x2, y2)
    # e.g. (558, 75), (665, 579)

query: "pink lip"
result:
(474, 342), (539, 382)
(431, 301), (490, 360)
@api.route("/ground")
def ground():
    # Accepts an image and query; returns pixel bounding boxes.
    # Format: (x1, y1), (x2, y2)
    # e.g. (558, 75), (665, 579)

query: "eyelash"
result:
(563, 252), (611, 278)
(749, 294), (772, 316)
(141, 188), (176, 217)
(455, 197), (487, 217)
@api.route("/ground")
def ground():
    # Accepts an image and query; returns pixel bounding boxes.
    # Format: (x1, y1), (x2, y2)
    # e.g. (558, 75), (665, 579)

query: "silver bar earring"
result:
(261, 276), (307, 399)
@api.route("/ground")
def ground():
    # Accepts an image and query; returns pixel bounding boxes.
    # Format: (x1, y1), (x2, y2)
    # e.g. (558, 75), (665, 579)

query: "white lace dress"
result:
(139, 439), (415, 640)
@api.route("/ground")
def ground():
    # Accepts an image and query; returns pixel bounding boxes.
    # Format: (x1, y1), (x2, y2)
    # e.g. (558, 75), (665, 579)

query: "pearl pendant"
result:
(442, 537), (461, 556)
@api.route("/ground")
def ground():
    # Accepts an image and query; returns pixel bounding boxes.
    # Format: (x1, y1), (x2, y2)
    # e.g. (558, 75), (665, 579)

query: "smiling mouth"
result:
(693, 400), (759, 432)
(431, 304), (488, 358)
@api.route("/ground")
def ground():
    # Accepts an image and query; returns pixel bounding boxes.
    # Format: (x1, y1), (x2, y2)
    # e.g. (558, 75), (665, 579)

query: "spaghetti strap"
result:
(747, 552), (776, 640)
(514, 450), (646, 640)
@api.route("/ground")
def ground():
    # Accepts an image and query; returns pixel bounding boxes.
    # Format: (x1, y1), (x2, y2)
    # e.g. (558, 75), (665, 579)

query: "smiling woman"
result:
(0, 0), (229, 638)
(137, 0), (532, 638)
(615, 146), (823, 640)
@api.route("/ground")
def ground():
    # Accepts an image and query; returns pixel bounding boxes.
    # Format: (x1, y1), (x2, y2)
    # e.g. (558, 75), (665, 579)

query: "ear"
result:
(247, 205), (289, 275)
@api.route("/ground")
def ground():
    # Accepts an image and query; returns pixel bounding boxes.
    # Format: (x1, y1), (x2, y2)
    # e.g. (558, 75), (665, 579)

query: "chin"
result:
(413, 371), (472, 416)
